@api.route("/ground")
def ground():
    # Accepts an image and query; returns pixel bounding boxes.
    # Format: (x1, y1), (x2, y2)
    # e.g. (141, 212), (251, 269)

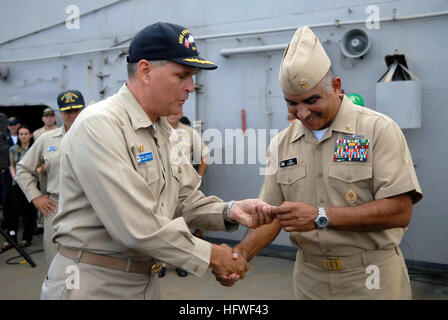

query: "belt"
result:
(58, 246), (164, 275)
(301, 247), (399, 271)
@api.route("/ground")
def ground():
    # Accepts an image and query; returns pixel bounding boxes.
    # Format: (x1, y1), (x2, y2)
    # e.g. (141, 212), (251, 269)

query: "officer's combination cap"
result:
(127, 22), (217, 70)
(57, 90), (86, 112)
(279, 26), (331, 95)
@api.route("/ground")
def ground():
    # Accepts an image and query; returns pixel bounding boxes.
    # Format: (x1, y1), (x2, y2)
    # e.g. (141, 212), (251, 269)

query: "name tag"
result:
(136, 152), (153, 164)
(280, 157), (298, 168)
(47, 146), (57, 152)
(334, 139), (369, 162)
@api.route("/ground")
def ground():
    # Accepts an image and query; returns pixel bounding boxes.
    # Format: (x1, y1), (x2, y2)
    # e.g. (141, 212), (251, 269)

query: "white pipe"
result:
(196, 10), (448, 40)
(1, 9), (447, 63)
(0, 0), (127, 47)
(220, 43), (288, 57)
(0, 45), (129, 64)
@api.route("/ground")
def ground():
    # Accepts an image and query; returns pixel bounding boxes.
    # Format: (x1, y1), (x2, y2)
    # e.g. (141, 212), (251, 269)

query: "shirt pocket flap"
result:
(43, 150), (60, 162)
(329, 164), (372, 183)
(277, 165), (306, 185)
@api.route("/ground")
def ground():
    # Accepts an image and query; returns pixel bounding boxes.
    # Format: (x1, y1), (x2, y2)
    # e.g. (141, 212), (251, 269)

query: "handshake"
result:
(209, 199), (319, 287)
(208, 198), (273, 287)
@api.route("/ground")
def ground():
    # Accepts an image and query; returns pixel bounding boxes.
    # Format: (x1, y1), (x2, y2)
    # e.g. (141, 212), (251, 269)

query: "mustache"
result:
(296, 111), (322, 122)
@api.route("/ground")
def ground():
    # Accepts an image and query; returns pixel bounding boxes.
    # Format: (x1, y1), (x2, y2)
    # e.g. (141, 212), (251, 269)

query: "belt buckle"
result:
(151, 261), (164, 275)
(323, 258), (342, 271)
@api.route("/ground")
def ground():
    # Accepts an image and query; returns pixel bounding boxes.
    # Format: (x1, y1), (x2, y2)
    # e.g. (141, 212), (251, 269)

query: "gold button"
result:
(178, 167), (182, 174)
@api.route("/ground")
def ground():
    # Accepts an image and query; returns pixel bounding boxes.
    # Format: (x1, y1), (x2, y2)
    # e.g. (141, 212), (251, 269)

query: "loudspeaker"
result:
(340, 28), (371, 58)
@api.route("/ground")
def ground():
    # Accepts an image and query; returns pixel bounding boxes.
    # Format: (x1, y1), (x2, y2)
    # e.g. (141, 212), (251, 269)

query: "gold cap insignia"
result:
(139, 145), (144, 152)
(299, 79), (310, 89)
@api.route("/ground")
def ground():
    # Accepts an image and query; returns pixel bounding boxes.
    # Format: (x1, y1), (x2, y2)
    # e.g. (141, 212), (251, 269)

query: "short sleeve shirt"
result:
(259, 95), (422, 256)
(16, 127), (65, 201)
(170, 122), (209, 166)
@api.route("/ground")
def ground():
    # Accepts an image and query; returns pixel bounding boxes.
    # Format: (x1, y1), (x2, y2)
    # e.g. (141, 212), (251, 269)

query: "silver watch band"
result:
(224, 200), (236, 223)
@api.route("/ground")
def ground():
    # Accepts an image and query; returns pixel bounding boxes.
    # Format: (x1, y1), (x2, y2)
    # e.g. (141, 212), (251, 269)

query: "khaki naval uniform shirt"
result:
(33, 125), (58, 142)
(32, 125), (58, 198)
(260, 96), (422, 299)
(52, 84), (234, 277)
(16, 126), (66, 268)
(16, 127), (65, 202)
(172, 122), (209, 166)
(260, 95), (422, 256)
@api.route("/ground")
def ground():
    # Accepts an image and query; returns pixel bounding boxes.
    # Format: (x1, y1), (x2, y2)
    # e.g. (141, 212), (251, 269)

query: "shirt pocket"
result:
(328, 164), (374, 204)
(276, 165), (306, 201)
(137, 162), (159, 185)
(43, 150), (60, 174)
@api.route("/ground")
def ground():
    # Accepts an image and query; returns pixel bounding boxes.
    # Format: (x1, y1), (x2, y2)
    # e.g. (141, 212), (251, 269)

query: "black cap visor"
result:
(169, 56), (217, 70)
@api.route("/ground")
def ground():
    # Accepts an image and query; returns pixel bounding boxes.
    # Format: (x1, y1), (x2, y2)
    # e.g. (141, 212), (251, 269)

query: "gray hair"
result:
(317, 67), (336, 93)
(127, 60), (167, 79)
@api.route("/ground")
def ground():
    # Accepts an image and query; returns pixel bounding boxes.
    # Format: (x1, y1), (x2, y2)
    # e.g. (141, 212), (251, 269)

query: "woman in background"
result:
(1, 125), (37, 250)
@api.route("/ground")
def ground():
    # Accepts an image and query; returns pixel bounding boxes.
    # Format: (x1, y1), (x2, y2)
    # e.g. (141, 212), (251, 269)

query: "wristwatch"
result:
(223, 200), (236, 223)
(314, 206), (329, 229)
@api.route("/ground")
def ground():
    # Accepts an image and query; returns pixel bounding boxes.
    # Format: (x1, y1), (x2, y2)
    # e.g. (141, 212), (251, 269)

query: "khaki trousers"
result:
(41, 253), (161, 300)
(43, 215), (57, 271)
(293, 247), (412, 300)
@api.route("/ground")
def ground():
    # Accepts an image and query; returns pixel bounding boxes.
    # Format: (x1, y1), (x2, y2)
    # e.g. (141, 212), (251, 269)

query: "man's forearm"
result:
(197, 159), (207, 177)
(326, 193), (413, 232)
(239, 219), (282, 261)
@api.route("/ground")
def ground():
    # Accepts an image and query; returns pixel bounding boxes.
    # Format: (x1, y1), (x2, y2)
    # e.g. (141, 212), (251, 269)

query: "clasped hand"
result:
(209, 243), (249, 286)
(228, 198), (274, 228)
(209, 199), (273, 284)
(214, 201), (318, 287)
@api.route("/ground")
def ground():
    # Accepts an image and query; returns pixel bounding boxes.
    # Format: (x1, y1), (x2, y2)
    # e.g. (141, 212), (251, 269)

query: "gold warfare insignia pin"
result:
(346, 189), (358, 204)
(61, 92), (78, 104)
(139, 145), (144, 152)
(345, 125), (354, 132)
(299, 79), (310, 89)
